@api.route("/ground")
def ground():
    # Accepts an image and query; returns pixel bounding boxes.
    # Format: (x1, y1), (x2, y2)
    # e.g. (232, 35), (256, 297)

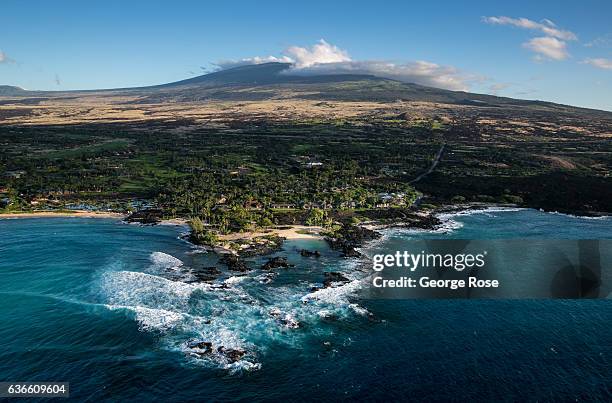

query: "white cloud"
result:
(214, 40), (471, 91)
(483, 16), (577, 62)
(284, 39), (351, 68)
(215, 40), (348, 70)
(215, 55), (293, 69)
(482, 16), (577, 40)
(582, 58), (612, 70)
(523, 36), (569, 60)
(290, 60), (471, 91)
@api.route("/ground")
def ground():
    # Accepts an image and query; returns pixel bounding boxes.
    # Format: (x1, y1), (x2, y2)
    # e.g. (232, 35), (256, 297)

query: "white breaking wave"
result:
(224, 276), (246, 285)
(225, 360), (262, 373)
(105, 304), (186, 331)
(377, 206), (526, 238)
(437, 206), (525, 220)
(302, 279), (363, 305)
(98, 245), (376, 374)
(149, 251), (184, 269)
(545, 210), (611, 220)
(99, 269), (262, 371)
(99, 271), (211, 311)
(379, 219), (463, 237)
(99, 206), (611, 374)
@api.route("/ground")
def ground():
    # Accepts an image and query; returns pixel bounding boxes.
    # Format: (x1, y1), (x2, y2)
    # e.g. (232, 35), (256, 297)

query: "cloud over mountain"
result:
(284, 40), (351, 68)
(287, 60), (471, 91)
(215, 40), (348, 70)
(215, 40), (471, 91)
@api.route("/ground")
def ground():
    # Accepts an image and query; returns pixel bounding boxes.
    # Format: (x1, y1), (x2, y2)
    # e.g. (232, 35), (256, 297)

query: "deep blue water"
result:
(0, 209), (611, 401)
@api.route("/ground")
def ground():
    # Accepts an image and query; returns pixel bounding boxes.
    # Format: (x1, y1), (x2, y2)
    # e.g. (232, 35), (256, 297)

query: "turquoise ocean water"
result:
(0, 209), (611, 400)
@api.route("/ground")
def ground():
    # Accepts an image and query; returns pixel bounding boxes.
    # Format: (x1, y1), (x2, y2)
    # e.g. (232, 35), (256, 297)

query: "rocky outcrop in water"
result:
(323, 272), (350, 288)
(300, 249), (321, 258)
(186, 341), (246, 363)
(219, 254), (249, 272)
(261, 256), (294, 270)
(310, 271), (351, 292)
(187, 341), (213, 354)
(189, 266), (222, 282)
(217, 346), (246, 363)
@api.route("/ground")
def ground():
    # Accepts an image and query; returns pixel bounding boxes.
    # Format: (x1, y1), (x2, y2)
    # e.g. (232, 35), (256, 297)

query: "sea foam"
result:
(150, 251), (184, 269)
(99, 245), (373, 374)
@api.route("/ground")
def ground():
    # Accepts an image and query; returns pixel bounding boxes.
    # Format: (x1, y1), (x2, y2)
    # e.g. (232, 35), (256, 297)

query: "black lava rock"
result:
(219, 254), (250, 272)
(124, 209), (163, 225)
(300, 249), (321, 258)
(261, 256), (294, 270)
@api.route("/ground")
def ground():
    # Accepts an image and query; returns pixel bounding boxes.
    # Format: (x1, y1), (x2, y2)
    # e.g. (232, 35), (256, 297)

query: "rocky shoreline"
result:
(12, 203), (605, 269)
(111, 203), (611, 368)
(323, 225), (381, 258)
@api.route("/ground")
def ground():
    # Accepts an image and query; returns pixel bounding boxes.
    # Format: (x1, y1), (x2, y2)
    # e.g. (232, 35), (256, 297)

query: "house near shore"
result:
(376, 192), (407, 208)
(3, 170), (26, 179)
(271, 203), (296, 209)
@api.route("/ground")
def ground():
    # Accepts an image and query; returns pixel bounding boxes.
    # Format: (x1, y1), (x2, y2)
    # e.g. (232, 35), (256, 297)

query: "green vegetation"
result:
(305, 209), (329, 226)
(0, 123), (423, 230)
(1, 108), (610, 229)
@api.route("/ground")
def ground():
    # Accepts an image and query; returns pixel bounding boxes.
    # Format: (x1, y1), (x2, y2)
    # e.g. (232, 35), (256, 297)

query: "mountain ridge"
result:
(0, 62), (610, 114)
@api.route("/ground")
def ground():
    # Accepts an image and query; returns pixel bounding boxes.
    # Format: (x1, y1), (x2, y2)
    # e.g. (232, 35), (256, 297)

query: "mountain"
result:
(151, 62), (384, 87)
(0, 85), (28, 96)
(0, 62), (609, 115)
(118, 63), (610, 113)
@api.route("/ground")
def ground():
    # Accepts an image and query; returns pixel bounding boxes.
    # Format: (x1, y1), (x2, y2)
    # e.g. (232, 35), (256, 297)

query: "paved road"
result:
(409, 144), (445, 184)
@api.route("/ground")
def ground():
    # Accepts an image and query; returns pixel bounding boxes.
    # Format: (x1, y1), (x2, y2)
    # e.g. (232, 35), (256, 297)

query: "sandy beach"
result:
(0, 210), (125, 219)
(218, 225), (323, 241)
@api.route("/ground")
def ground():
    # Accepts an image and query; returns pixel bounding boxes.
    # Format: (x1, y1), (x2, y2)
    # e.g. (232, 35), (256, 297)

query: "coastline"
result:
(2, 204), (607, 245)
(3, 204), (612, 399)
(360, 202), (609, 233)
(0, 210), (192, 226)
(0, 210), (126, 219)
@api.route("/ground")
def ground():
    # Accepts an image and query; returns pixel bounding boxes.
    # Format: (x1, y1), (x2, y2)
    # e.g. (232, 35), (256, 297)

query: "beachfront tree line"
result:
(154, 163), (418, 233)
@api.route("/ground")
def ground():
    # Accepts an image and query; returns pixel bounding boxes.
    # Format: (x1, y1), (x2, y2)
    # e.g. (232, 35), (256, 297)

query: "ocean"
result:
(1, 209), (611, 401)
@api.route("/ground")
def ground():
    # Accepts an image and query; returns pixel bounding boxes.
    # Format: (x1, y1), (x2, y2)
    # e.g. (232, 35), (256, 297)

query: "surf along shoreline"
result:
(2, 204), (608, 256)
(0, 210), (321, 241)
(0, 207), (436, 257)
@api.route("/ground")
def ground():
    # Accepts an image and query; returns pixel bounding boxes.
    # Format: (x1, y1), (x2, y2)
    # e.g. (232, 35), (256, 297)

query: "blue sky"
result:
(1, 0), (611, 110)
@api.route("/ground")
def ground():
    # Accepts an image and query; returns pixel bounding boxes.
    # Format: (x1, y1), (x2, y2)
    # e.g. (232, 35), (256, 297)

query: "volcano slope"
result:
(1, 62), (611, 221)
